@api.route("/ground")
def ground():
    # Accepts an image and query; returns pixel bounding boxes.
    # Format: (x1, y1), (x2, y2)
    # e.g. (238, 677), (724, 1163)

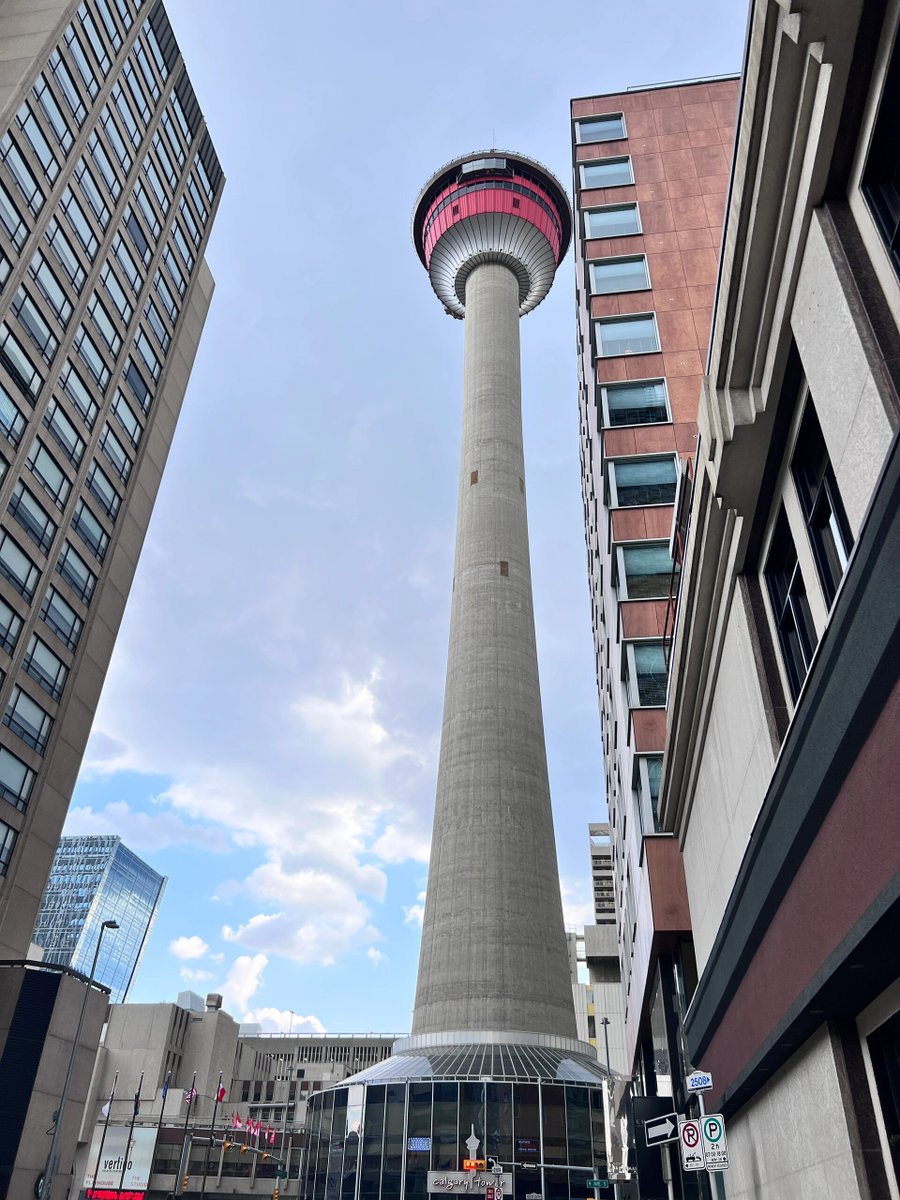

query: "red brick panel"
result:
(621, 600), (669, 638)
(633, 708), (667, 752)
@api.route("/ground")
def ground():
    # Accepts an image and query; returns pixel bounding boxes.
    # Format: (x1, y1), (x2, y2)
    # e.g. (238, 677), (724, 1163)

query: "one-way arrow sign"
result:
(644, 1113), (679, 1147)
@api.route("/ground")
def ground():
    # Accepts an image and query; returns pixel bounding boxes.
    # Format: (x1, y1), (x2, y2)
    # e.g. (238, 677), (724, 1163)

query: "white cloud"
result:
(64, 800), (230, 853)
(242, 1007), (327, 1034)
(170, 935), (210, 960)
(219, 954), (268, 1012)
(367, 947), (384, 966)
(180, 967), (213, 983)
(402, 891), (427, 927)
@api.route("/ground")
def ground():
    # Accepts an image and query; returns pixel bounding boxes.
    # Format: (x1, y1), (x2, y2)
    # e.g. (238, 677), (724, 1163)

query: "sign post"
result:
(677, 1119), (704, 1172)
(701, 1114), (729, 1172)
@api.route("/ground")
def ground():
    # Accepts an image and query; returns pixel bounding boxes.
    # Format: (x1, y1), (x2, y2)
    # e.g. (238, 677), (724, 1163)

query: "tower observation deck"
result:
(300, 152), (611, 1200)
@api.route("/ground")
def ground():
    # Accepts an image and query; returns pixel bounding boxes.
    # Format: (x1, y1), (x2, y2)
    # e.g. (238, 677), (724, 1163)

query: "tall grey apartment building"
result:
(0, 0), (221, 961)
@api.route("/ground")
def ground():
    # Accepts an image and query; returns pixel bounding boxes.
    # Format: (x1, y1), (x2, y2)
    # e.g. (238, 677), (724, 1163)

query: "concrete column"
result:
(412, 262), (576, 1039)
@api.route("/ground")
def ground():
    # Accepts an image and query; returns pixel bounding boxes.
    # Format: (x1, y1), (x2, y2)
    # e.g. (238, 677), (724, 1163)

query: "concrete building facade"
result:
(0, 1), (221, 1194)
(661, 1), (900, 1197)
(32, 833), (166, 1001)
(73, 993), (397, 1197)
(570, 77), (739, 1190)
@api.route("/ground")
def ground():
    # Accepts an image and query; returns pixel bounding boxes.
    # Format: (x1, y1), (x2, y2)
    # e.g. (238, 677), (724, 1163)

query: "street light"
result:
(599, 1017), (612, 1076)
(42, 919), (119, 1200)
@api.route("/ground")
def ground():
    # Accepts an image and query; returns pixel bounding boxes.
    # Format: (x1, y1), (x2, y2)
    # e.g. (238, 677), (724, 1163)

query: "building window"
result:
(56, 539), (96, 601)
(73, 158), (110, 229)
(26, 440), (72, 509)
(618, 542), (677, 599)
(123, 357), (152, 413)
(87, 294), (122, 357)
(9, 481), (56, 553)
(41, 586), (83, 650)
(29, 254), (73, 326)
(15, 104), (59, 183)
(60, 361), (99, 428)
(43, 399), (85, 465)
(862, 29), (900, 277)
(99, 424), (131, 482)
(23, 634), (68, 701)
(12, 289), (58, 364)
(4, 685), (52, 754)
(590, 255), (650, 295)
(0, 530), (39, 598)
(602, 379), (669, 427)
(77, 4), (111, 75)
(594, 314), (659, 357)
(86, 462), (120, 520)
(0, 179), (27, 250)
(100, 105), (131, 172)
(43, 220), (84, 292)
(59, 186), (99, 258)
(0, 744), (33, 812)
(632, 754), (663, 833)
(610, 456), (677, 507)
(0, 385), (26, 448)
(626, 642), (668, 707)
(0, 818), (16, 872)
(0, 133), (45, 213)
(111, 233), (142, 294)
(0, 596), (22, 655)
(790, 400), (853, 607)
(763, 507), (818, 702)
(87, 131), (121, 202)
(73, 325), (110, 390)
(585, 203), (641, 239)
(580, 157), (633, 189)
(110, 82), (140, 150)
(72, 498), (109, 561)
(32, 79), (74, 155)
(47, 51), (86, 126)
(111, 389), (141, 447)
(576, 114), (626, 144)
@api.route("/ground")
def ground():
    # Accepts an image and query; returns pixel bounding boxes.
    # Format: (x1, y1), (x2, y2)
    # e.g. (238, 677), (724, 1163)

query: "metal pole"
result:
(600, 1017), (611, 1075)
(177, 1071), (197, 1195)
(89, 1070), (118, 1195)
(199, 1071), (223, 1196)
(118, 1071), (144, 1193)
(43, 918), (118, 1200)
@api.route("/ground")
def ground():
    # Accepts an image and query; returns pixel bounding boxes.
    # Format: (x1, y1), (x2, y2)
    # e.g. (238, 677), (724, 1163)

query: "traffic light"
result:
(222, 1140), (233, 1152)
(240, 1145), (250, 1155)
(262, 1152), (269, 1161)
(180, 1175), (190, 1194)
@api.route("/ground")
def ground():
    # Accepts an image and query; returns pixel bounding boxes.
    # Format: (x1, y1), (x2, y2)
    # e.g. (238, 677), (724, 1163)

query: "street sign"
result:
(586, 1181), (608, 1189)
(678, 1119), (704, 1171)
(486, 1187), (495, 1200)
(701, 1114), (729, 1171)
(644, 1112), (679, 1147)
(686, 1070), (713, 1093)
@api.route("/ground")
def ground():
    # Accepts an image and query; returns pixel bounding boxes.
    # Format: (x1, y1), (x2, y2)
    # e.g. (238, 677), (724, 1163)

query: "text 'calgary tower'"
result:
(301, 152), (610, 1200)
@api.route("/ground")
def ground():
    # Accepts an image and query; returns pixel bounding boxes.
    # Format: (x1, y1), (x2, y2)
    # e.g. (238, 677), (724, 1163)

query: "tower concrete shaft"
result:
(411, 259), (575, 1039)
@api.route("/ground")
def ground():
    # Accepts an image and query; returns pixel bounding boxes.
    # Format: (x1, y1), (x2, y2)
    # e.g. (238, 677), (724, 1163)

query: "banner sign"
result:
(83, 1126), (158, 1191)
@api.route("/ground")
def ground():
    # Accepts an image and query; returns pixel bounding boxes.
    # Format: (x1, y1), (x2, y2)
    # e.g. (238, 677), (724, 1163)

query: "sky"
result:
(64, 0), (747, 1034)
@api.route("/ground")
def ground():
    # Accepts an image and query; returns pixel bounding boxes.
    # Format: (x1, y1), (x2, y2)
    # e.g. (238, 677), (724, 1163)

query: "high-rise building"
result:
(0, 0), (221, 963)
(32, 833), (166, 1001)
(299, 151), (615, 1200)
(658, 0), (900, 1195)
(0, 2), (221, 1195)
(570, 76), (738, 1194)
(588, 822), (614, 925)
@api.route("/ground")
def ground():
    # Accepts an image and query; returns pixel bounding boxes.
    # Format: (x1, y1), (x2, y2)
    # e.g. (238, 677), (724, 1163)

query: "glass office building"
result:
(32, 832), (165, 1000)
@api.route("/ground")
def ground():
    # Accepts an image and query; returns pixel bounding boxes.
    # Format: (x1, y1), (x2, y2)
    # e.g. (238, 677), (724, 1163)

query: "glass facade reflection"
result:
(301, 1067), (608, 1200)
(31, 833), (166, 1000)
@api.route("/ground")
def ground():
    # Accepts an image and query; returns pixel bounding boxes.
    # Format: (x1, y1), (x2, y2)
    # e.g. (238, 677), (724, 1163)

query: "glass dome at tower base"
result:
(299, 1039), (614, 1200)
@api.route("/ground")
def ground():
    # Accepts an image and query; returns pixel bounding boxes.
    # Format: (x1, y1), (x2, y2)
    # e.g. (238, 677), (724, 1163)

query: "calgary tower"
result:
(301, 152), (610, 1200)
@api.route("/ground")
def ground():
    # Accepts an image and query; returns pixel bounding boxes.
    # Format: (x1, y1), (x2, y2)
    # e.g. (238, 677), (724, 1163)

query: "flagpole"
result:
(117, 1071), (144, 1194)
(177, 1071), (197, 1195)
(199, 1071), (223, 1198)
(154, 1070), (171, 1165)
(89, 1071), (117, 1195)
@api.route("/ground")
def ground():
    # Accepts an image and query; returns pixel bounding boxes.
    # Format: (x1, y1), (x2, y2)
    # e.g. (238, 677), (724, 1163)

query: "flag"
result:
(161, 1079), (169, 1101)
(268, 1127), (276, 1146)
(264, 1126), (271, 1143)
(133, 1091), (141, 1117)
(232, 1111), (241, 1130)
(217, 1086), (227, 1103)
(184, 1086), (198, 1105)
(101, 1101), (110, 1118)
